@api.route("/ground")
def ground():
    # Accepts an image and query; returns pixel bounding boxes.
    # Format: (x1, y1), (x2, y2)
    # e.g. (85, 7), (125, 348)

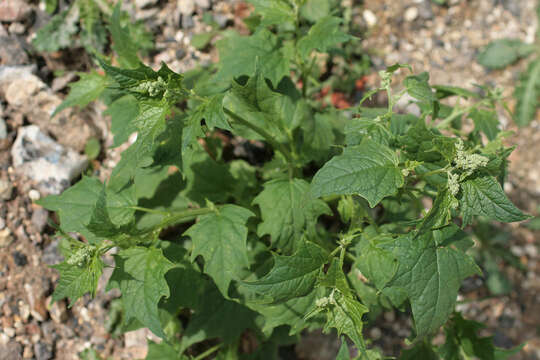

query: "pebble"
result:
(195, 0), (211, 9)
(0, 228), (13, 248)
(181, 14), (195, 28)
(23, 345), (33, 358)
(11, 126), (88, 195)
(28, 189), (40, 202)
(213, 13), (229, 28)
(404, 6), (419, 22)
(7, 22), (25, 35)
(31, 208), (48, 233)
(0, 179), (13, 200)
(134, 0), (158, 8)
(0, 217), (5, 230)
(0, 118), (6, 139)
(178, 0), (195, 15)
(12, 251), (28, 267)
(49, 302), (67, 324)
(362, 9), (377, 27)
(34, 342), (53, 360)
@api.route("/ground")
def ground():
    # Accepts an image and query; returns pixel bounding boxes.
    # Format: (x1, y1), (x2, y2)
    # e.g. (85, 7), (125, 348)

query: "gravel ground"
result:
(0, 0), (538, 359)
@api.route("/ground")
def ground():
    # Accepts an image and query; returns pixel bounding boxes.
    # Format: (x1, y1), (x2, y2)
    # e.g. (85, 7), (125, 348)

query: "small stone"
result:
(12, 251), (28, 267)
(178, 0), (195, 15)
(404, 7), (419, 22)
(31, 208), (48, 233)
(181, 14), (195, 29)
(34, 342), (53, 360)
(49, 301), (67, 324)
(0, 118), (7, 139)
(0, 179), (13, 201)
(195, 0), (211, 9)
(0, 341), (22, 360)
(0, 0), (32, 22)
(23, 345), (33, 358)
(175, 48), (187, 60)
(0, 218), (5, 230)
(362, 9), (377, 27)
(3, 327), (15, 338)
(28, 189), (40, 202)
(135, 0), (158, 8)
(11, 126), (88, 195)
(213, 13), (229, 28)
(0, 228), (13, 248)
(42, 239), (62, 266)
(8, 22), (25, 35)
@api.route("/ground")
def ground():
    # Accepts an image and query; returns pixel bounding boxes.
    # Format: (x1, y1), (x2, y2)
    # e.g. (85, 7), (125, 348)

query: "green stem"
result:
(223, 107), (293, 163)
(128, 206), (170, 215)
(192, 343), (223, 360)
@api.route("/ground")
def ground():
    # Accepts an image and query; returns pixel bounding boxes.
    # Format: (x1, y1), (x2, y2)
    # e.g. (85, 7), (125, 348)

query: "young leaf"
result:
(514, 59), (540, 127)
(185, 205), (254, 296)
(105, 95), (139, 147)
(242, 241), (328, 303)
(53, 71), (108, 117)
(297, 16), (352, 59)
(109, 4), (141, 68)
(188, 93), (231, 131)
(51, 254), (103, 307)
(404, 72), (436, 103)
(459, 175), (530, 226)
(311, 138), (404, 207)
(246, 0), (295, 26)
(354, 235), (398, 290)
(470, 109), (500, 141)
(107, 247), (174, 338)
(477, 39), (535, 69)
(253, 178), (331, 251)
(400, 342), (439, 360)
(382, 226), (481, 338)
(33, 8), (78, 52)
(336, 338), (351, 360)
(417, 189), (457, 234)
(215, 29), (292, 86)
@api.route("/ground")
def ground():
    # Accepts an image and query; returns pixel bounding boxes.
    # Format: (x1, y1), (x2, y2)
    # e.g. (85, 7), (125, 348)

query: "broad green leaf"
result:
(514, 59), (540, 127)
(301, 111), (338, 162)
(215, 29), (292, 86)
(242, 241), (328, 303)
(418, 189), (457, 234)
(344, 118), (392, 146)
(311, 138), (404, 207)
(459, 175), (530, 225)
(253, 178), (331, 251)
(146, 341), (184, 360)
(404, 72), (436, 102)
(105, 95), (139, 147)
(246, 0), (295, 26)
(78, 0), (107, 53)
(185, 205), (254, 295)
(45, 0), (58, 14)
(51, 254), (103, 307)
(477, 39), (535, 69)
(297, 16), (351, 59)
(37, 177), (135, 242)
(354, 235), (398, 290)
(247, 288), (324, 336)
(188, 93), (231, 131)
(33, 8), (78, 52)
(400, 342), (439, 360)
(382, 226), (481, 338)
(108, 247), (174, 338)
(53, 71), (108, 117)
(300, 0), (333, 22)
(109, 4), (141, 68)
(471, 109), (500, 141)
(191, 32), (216, 50)
(336, 338), (351, 360)
(223, 69), (306, 143)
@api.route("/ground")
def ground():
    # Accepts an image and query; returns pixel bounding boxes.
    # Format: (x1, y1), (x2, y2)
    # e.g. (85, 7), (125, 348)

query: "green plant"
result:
(39, 1), (529, 358)
(476, 2), (540, 126)
(34, 0), (152, 55)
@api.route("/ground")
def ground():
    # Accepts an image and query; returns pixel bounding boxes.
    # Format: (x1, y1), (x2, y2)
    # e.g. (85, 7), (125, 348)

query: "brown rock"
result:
(0, 341), (22, 360)
(0, 0), (31, 22)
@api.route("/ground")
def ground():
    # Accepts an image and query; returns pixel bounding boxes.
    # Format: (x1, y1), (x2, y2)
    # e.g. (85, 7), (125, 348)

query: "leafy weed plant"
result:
(39, 1), (529, 358)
